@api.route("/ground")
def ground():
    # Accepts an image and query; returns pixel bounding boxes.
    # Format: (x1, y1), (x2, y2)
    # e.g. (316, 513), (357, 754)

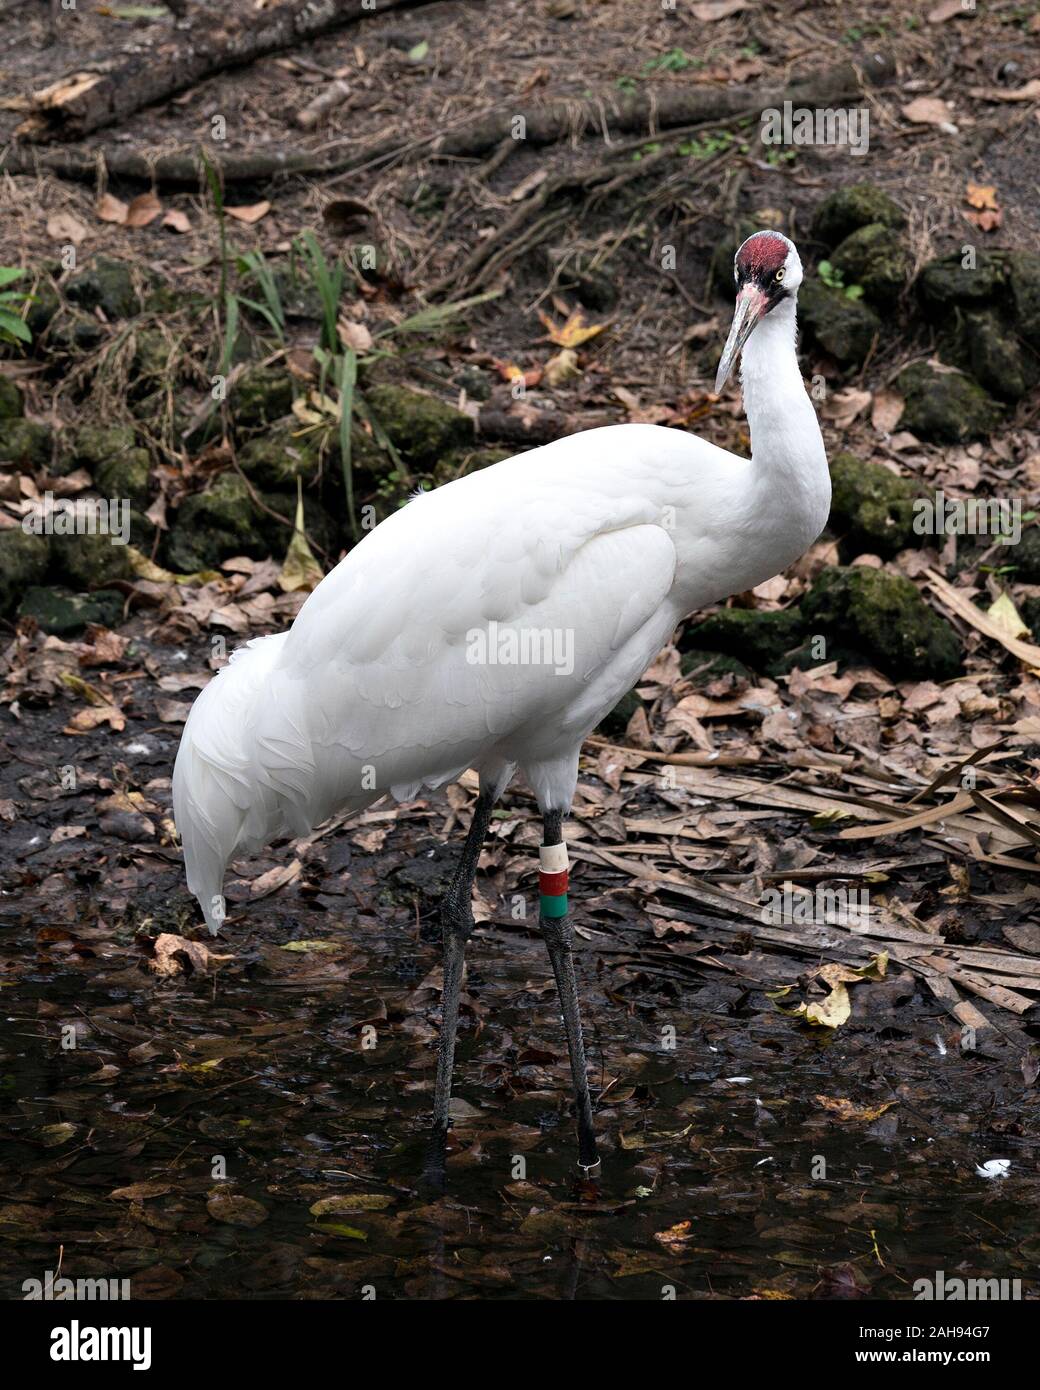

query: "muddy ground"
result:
(1, 0), (1040, 1301)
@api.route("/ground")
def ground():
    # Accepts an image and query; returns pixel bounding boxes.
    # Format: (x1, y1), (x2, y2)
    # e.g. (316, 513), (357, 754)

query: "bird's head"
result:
(714, 230), (802, 393)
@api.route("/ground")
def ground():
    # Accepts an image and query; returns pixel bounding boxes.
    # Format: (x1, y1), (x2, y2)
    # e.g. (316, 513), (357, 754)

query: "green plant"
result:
(0, 268), (34, 345)
(236, 250), (286, 342)
(642, 47), (701, 73)
(818, 260), (864, 301)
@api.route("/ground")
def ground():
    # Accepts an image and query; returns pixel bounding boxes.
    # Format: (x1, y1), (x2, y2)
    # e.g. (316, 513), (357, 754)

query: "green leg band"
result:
(540, 893), (568, 918)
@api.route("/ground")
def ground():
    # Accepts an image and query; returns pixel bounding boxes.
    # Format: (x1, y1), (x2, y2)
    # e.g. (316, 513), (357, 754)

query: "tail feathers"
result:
(173, 633), (291, 934)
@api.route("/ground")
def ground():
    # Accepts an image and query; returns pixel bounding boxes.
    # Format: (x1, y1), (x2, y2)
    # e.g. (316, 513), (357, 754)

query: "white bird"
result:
(173, 230), (830, 1182)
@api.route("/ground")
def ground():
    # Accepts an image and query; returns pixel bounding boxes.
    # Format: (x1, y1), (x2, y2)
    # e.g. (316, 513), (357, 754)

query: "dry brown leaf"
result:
(927, 0), (967, 20)
(150, 932), (212, 976)
(536, 307), (607, 350)
(226, 201), (271, 224)
(968, 79), (1040, 103)
(815, 1096), (897, 1122)
(965, 182), (998, 210)
(691, 0), (749, 18)
(901, 97), (953, 125)
(46, 212), (88, 244)
(96, 193), (129, 224)
(125, 192), (162, 228)
(161, 208), (192, 234)
(871, 389), (904, 433)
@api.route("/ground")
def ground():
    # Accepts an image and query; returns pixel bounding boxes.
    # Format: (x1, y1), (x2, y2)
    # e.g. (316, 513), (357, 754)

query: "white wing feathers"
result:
(174, 426), (685, 932)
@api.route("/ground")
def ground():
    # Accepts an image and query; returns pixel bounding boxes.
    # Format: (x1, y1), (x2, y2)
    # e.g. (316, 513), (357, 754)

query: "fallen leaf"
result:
(161, 208), (192, 233)
(965, 182), (998, 210)
(691, 0), (749, 18)
(815, 1096), (898, 1123)
(543, 347), (581, 387)
(279, 482), (324, 593)
(96, 193), (129, 224)
(901, 97), (952, 125)
(226, 201), (271, 224)
(150, 933), (212, 976)
(988, 591), (1029, 641)
(871, 389), (904, 433)
(206, 1189), (268, 1227)
(927, 0), (968, 20)
(46, 212), (88, 244)
(124, 192), (162, 228)
(536, 307), (607, 349)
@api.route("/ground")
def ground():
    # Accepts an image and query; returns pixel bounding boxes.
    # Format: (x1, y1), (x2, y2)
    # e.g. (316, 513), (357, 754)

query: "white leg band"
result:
(539, 842), (569, 873)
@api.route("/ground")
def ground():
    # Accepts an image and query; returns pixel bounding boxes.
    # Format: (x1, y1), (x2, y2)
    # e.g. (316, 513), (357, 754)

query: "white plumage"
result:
(173, 232), (830, 942)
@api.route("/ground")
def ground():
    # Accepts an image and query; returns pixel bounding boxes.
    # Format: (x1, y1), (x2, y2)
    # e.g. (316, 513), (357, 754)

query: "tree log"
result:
(5, 53), (893, 184)
(20, 0), (442, 142)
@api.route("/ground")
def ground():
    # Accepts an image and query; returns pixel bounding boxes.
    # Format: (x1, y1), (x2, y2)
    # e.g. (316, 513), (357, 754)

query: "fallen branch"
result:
(18, 0), (441, 142)
(5, 53), (894, 183)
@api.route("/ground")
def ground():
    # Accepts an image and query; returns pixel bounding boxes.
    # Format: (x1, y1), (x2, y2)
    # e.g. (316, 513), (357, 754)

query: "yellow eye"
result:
(775, 268), (786, 282)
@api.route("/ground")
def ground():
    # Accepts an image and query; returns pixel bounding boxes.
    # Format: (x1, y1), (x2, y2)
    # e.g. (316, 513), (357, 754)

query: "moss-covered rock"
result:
(917, 253), (1006, 319)
(72, 424), (152, 504)
(52, 525), (134, 589)
(812, 184), (905, 249)
(683, 606), (806, 672)
(165, 473), (270, 573)
(0, 418), (52, 468)
(0, 530), (51, 618)
(798, 278), (881, 365)
(365, 384), (475, 468)
(0, 376), (23, 418)
(1007, 251), (1040, 350)
(65, 257), (140, 319)
(19, 585), (123, 636)
(679, 648), (753, 683)
(828, 452), (922, 558)
(830, 223), (911, 308)
(951, 309), (1040, 402)
(802, 566), (960, 680)
(239, 426), (324, 489)
(130, 328), (171, 385)
(895, 362), (1001, 443)
(229, 366), (294, 429)
(39, 309), (105, 356)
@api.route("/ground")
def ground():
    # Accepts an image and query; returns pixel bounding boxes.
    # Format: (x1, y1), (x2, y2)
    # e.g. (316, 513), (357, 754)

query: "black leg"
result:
(423, 789), (495, 1188)
(539, 809), (599, 1173)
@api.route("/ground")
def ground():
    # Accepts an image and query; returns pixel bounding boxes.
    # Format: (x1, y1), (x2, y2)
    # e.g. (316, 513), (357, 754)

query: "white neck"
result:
(739, 294), (830, 549)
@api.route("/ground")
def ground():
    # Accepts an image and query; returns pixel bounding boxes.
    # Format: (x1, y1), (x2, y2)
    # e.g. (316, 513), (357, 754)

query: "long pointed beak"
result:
(714, 283), (768, 393)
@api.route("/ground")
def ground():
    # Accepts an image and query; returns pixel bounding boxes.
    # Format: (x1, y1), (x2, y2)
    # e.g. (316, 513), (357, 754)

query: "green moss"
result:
(802, 566), (960, 679)
(797, 278), (881, 365)
(954, 309), (1040, 402)
(1006, 251), (1040, 351)
(65, 257), (140, 319)
(19, 586), (123, 636)
(896, 362), (1001, 443)
(53, 528), (134, 589)
(230, 366), (294, 429)
(917, 253), (1006, 319)
(683, 606), (806, 672)
(0, 377), (23, 418)
(164, 473), (269, 573)
(830, 223), (910, 308)
(0, 418), (52, 468)
(812, 184), (905, 248)
(239, 426), (324, 489)
(828, 452), (921, 557)
(0, 530), (51, 618)
(365, 384), (475, 468)
(679, 648), (753, 683)
(96, 449), (152, 507)
(73, 423), (137, 468)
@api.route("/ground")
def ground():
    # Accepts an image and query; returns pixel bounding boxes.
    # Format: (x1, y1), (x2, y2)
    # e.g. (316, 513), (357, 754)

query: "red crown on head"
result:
(736, 231), (789, 277)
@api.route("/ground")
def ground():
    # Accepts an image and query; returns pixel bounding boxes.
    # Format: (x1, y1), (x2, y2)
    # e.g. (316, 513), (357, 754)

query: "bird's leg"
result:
(539, 809), (600, 1175)
(423, 788), (495, 1186)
